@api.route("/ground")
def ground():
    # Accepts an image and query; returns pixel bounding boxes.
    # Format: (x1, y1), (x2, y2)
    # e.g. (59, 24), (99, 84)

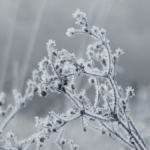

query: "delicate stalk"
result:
(128, 118), (149, 150)
(100, 121), (135, 149)
(0, 107), (19, 130)
(118, 119), (145, 150)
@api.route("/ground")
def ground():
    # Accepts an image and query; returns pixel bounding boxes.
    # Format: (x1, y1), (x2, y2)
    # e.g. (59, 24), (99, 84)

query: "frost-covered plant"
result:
(0, 70), (39, 150)
(35, 9), (149, 150)
(132, 86), (150, 147)
(0, 9), (149, 150)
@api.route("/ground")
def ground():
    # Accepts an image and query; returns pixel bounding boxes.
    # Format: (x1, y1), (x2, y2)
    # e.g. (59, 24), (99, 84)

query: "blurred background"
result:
(0, 0), (150, 149)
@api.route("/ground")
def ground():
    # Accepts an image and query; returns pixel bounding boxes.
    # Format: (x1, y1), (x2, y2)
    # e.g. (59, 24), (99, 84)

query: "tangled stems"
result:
(0, 72), (38, 131)
(94, 28), (148, 150)
(0, 9), (149, 150)
(48, 9), (148, 150)
(82, 15), (148, 150)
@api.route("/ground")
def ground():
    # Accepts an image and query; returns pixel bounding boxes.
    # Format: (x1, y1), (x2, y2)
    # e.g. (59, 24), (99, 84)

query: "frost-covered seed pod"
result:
(70, 111), (75, 114)
(90, 118), (95, 121)
(71, 84), (75, 90)
(56, 120), (62, 124)
(64, 78), (68, 86)
(102, 59), (106, 66)
(83, 127), (86, 132)
(79, 95), (83, 99)
(83, 27), (90, 33)
(47, 123), (52, 127)
(21, 102), (25, 107)
(61, 140), (66, 145)
(41, 91), (47, 97)
(40, 137), (45, 142)
(80, 110), (85, 115)
(121, 100), (126, 105)
(55, 65), (59, 69)
(59, 68), (62, 74)
(53, 129), (56, 132)
(101, 129), (105, 134)
(53, 51), (57, 56)
(34, 87), (38, 93)
(112, 54), (117, 64)
(58, 84), (62, 91)
(1, 111), (5, 117)
(91, 79), (95, 83)
(0, 101), (4, 106)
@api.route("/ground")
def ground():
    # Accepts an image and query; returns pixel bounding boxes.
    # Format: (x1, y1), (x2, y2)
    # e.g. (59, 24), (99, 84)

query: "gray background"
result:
(0, 0), (150, 149)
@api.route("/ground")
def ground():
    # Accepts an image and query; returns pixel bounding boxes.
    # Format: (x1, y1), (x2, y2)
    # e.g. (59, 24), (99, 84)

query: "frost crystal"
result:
(66, 27), (76, 37)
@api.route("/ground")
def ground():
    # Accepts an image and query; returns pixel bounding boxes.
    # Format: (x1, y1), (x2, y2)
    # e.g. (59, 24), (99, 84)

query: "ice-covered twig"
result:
(36, 9), (149, 150)
(0, 70), (39, 130)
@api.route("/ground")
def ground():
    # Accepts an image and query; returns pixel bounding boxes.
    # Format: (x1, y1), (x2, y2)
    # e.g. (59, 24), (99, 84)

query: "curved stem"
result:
(100, 121), (135, 149)
(128, 118), (149, 150)
(108, 75), (118, 112)
(118, 118), (145, 150)
(0, 107), (19, 130)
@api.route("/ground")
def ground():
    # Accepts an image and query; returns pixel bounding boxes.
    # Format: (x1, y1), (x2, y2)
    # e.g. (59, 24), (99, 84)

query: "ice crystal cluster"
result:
(0, 9), (149, 150)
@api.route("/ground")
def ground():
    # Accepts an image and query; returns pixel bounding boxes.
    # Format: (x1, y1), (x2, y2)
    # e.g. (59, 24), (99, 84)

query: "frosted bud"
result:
(7, 131), (15, 139)
(41, 90), (47, 97)
(86, 60), (93, 68)
(101, 128), (106, 134)
(91, 26), (100, 34)
(88, 77), (96, 85)
(38, 57), (49, 71)
(0, 129), (2, 135)
(94, 42), (102, 49)
(82, 27), (90, 33)
(57, 83), (62, 91)
(100, 84), (108, 92)
(61, 139), (66, 145)
(86, 49), (95, 59)
(87, 44), (94, 51)
(83, 127), (86, 132)
(55, 64), (59, 70)
(101, 58), (107, 67)
(118, 85), (123, 93)
(71, 84), (75, 90)
(40, 137), (45, 143)
(79, 95), (83, 100)
(38, 85), (48, 97)
(55, 119), (61, 124)
(100, 28), (106, 36)
(27, 79), (34, 87)
(121, 99), (126, 105)
(32, 69), (39, 83)
(8, 104), (13, 110)
(13, 89), (22, 104)
(46, 40), (56, 49)
(0, 92), (5, 106)
(1, 111), (5, 117)
(112, 54), (118, 64)
(126, 86), (134, 98)
(116, 48), (124, 56)
(73, 144), (78, 150)
(72, 9), (86, 20)
(66, 27), (76, 37)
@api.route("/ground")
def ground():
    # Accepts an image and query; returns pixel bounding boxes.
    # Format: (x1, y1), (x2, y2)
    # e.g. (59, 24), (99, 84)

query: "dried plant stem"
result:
(0, 107), (19, 130)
